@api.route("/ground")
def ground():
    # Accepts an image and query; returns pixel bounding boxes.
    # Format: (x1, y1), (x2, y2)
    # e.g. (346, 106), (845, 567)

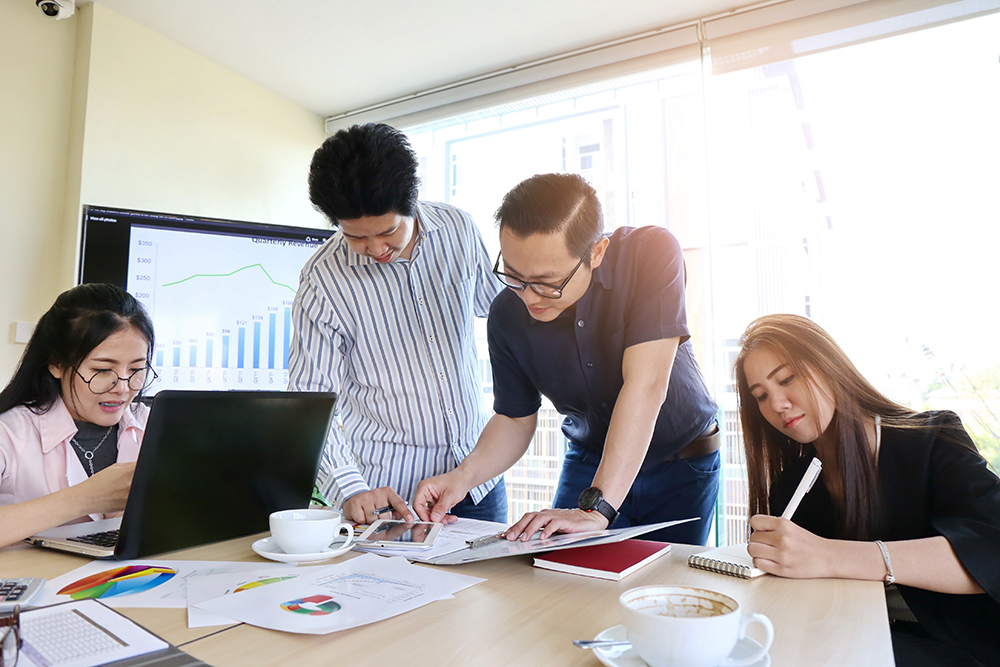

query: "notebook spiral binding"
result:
(687, 554), (754, 580)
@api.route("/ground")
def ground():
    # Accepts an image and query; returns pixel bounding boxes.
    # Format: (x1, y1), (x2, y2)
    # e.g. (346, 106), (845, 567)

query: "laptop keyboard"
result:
(67, 530), (119, 547)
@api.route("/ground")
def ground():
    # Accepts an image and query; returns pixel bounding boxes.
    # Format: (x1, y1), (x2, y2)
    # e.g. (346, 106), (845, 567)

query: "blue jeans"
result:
(450, 480), (508, 523)
(552, 443), (720, 545)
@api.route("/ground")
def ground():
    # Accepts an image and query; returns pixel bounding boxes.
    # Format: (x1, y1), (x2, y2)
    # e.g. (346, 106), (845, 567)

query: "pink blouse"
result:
(0, 397), (147, 521)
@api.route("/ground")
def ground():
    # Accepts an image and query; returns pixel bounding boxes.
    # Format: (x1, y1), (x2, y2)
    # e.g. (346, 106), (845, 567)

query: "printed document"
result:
(36, 560), (285, 609)
(186, 565), (325, 628)
(193, 553), (483, 635)
(18, 599), (167, 667)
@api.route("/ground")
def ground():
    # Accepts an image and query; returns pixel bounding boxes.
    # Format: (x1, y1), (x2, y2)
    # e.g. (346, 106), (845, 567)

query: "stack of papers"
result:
(190, 553), (483, 634)
(32, 555), (484, 636)
(366, 517), (696, 565)
(35, 561), (289, 609)
(352, 517), (511, 562)
(18, 599), (168, 667)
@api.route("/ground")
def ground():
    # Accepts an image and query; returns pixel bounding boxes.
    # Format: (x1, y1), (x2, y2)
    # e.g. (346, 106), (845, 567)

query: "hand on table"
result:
(413, 471), (472, 524)
(505, 508), (608, 541)
(341, 487), (414, 525)
(747, 514), (835, 579)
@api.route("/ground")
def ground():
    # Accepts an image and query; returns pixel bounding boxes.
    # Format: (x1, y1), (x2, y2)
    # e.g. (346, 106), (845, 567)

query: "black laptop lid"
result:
(116, 390), (336, 560)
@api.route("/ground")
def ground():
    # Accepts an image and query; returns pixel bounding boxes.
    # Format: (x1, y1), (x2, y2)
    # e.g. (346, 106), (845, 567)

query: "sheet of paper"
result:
(353, 517), (509, 562)
(18, 599), (168, 667)
(35, 560), (285, 609)
(432, 518), (698, 564)
(193, 553), (484, 635)
(186, 565), (325, 628)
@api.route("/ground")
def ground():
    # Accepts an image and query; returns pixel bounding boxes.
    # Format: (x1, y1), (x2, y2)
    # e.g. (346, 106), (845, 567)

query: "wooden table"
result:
(0, 537), (894, 666)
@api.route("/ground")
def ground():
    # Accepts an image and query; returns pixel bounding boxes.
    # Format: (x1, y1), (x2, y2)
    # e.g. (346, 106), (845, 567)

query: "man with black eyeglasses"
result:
(416, 173), (720, 545)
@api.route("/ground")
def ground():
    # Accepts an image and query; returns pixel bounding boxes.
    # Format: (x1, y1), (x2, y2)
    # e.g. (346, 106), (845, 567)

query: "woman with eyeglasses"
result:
(0, 283), (156, 548)
(736, 314), (1000, 666)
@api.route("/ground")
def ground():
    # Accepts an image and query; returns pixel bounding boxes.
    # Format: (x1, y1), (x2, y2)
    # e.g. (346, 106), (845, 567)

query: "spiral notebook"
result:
(687, 543), (766, 579)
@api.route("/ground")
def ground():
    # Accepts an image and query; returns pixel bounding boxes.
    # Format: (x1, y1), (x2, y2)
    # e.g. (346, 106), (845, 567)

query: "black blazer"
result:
(770, 411), (1000, 666)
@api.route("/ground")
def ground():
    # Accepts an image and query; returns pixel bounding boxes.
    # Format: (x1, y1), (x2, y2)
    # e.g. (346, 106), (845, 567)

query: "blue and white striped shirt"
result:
(288, 202), (502, 507)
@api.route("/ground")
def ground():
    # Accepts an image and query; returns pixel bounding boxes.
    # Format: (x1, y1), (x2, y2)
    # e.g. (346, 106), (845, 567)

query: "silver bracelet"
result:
(874, 540), (895, 586)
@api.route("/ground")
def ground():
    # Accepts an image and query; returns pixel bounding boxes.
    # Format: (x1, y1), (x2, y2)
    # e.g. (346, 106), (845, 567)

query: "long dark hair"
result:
(734, 314), (973, 540)
(0, 284), (155, 416)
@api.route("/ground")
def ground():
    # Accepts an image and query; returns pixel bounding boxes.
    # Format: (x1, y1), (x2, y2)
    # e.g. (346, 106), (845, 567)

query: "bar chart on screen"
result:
(126, 223), (324, 392)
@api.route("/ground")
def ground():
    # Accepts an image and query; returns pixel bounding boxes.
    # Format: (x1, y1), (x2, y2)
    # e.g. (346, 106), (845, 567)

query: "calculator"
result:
(0, 578), (45, 612)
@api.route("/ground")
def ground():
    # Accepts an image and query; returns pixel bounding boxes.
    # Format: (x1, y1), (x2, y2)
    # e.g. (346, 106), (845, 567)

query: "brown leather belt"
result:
(672, 422), (722, 461)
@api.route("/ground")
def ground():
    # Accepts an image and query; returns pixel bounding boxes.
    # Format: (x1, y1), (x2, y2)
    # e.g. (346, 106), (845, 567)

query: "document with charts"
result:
(186, 565), (326, 628)
(35, 560), (285, 609)
(17, 599), (167, 667)
(193, 553), (483, 634)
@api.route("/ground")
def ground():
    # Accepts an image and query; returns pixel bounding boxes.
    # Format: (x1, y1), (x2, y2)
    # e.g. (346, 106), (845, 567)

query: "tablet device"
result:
(356, 520), (443, 550)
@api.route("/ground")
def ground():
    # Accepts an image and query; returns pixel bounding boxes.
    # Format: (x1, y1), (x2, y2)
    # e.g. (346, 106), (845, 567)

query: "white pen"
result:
(780, 457), (823, 520)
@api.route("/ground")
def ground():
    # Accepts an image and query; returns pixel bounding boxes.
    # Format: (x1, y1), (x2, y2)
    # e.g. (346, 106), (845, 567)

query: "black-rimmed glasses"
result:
(492, 251), (587, 299)
(1, 607), (20, 667)
(73, 366), (159, 394)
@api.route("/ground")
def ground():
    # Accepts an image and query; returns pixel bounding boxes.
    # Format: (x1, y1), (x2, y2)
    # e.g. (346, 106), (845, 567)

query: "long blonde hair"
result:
(735, 314), (927, 539)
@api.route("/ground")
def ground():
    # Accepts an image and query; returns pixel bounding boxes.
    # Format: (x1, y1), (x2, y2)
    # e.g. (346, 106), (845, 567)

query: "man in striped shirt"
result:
(288, 123), (506, 525)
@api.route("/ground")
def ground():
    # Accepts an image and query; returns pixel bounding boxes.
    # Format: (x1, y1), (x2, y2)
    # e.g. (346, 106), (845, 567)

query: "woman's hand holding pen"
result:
(747, 515), (837, 579)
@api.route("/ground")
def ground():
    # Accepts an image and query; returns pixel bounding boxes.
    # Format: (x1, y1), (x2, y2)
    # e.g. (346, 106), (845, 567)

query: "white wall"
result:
(0, 0), (326, 383)
(0, 0), (78, 381)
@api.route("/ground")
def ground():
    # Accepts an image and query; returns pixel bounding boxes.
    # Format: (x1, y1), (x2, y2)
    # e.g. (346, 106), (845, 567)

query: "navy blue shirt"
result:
(488, 226), (718, 468)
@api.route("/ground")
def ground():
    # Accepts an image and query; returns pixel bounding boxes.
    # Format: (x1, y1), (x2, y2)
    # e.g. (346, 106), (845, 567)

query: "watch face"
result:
(578, 487), (602, 510)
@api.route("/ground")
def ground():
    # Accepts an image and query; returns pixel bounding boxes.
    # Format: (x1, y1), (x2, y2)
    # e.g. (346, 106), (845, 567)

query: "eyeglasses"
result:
(492, 251), (587, 299)
(73, 366), (158, 394)
(1, 607), (20, 667)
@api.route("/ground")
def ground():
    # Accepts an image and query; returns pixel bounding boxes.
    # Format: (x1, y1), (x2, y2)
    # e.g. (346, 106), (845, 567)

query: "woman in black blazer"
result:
(735, 314), (1000, 667)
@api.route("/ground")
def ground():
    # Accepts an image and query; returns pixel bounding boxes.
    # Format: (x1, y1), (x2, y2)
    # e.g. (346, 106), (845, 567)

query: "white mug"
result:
(620, 585), (774, 667)
(268, 508), (354, 555)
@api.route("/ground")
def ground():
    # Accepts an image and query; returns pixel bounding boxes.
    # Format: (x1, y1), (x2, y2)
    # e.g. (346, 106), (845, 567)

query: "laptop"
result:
(27, 390), (337, 559)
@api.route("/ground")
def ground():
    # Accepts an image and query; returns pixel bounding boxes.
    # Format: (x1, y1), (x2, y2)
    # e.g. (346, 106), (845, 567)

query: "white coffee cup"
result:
(268, 508), (354, 555)
(620, 585), (774, 667)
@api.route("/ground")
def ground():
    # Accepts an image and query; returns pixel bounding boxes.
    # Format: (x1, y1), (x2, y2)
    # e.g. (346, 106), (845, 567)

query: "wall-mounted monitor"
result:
(80, 205), (333, 395)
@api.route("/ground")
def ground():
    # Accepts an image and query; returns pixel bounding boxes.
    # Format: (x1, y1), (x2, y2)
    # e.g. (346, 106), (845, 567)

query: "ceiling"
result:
(89, 0), (754, 118)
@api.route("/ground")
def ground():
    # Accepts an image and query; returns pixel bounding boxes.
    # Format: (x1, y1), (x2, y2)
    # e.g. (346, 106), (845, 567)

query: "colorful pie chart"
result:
(58, 565), (177, 600)
(280, 594), (341, 616)
(234, 576), (295, 593)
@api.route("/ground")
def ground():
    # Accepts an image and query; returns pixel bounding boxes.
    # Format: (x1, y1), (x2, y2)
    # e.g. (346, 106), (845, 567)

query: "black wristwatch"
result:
(578, 487), (618, 525)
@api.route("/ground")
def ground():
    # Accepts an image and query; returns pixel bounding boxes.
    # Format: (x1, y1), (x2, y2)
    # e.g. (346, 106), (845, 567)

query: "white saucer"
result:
(251, 536), (352, 564)
(591, 625), (770, 667)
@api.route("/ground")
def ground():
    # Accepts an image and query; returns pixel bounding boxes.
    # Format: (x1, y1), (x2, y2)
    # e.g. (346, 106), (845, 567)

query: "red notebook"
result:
(532, 539), (671, 581)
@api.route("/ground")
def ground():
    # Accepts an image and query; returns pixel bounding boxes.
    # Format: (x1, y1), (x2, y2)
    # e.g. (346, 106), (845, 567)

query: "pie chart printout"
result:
(280, 595), (342, 616)
(57, 565), (178, 600)
(234, 576), (296, 593)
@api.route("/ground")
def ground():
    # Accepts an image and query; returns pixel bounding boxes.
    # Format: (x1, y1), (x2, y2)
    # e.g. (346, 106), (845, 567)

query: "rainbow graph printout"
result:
(186, 565), (326, 628)
(193, 553), (484, 635)
(35, 560), (286, 609)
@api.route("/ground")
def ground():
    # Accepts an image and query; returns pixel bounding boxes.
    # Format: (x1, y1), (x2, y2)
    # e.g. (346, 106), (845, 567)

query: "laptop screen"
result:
(116, 390), (336, 559)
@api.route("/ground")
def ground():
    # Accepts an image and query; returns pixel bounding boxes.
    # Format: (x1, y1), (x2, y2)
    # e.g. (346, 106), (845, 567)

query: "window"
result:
(406, 8), (1000, 539)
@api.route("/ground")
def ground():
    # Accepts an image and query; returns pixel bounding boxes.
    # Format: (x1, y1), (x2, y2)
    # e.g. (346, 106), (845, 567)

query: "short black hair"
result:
(308, 123), (420, 227)
(495, 173), (603, 260)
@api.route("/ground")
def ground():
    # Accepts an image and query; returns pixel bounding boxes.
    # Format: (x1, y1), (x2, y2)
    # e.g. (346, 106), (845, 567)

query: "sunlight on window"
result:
(406, 10), (1000, 536)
